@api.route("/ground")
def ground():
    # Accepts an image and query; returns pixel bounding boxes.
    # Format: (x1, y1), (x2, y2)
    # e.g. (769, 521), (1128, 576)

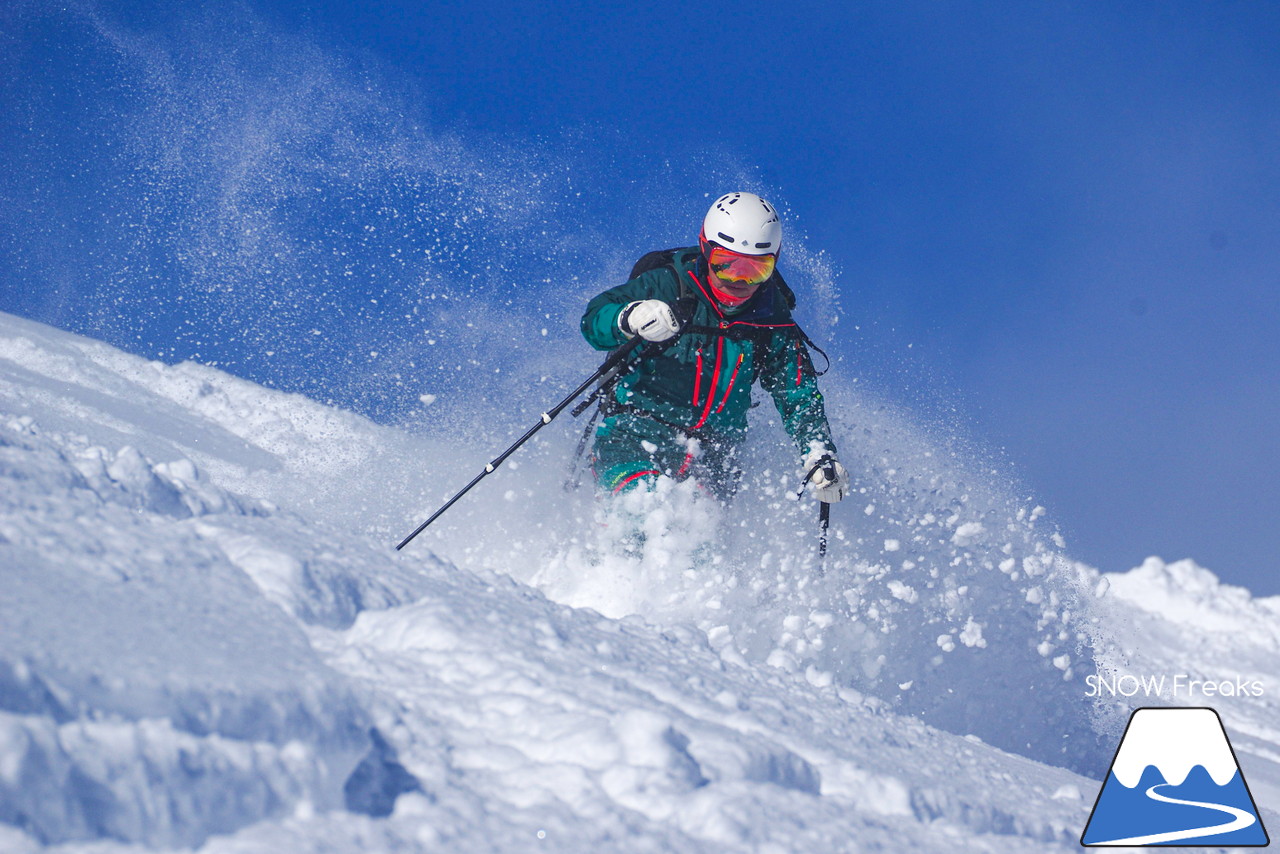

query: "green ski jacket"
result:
(581, 247), (836, 455)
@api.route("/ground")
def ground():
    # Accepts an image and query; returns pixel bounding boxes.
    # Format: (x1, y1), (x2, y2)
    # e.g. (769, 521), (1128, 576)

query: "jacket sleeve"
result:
(758, 331), (837, 457)
(580, 269), (681, 351)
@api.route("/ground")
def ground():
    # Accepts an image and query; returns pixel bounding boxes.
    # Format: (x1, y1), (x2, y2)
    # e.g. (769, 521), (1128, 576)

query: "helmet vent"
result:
(717, 232), (735, 244)
(755, 242), (773, 249)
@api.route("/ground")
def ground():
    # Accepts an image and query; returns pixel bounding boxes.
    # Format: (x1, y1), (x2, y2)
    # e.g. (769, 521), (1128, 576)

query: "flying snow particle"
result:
(887, 580), (917, 604)
(959, 617), (987, 648)
(952, 522), (985, 546)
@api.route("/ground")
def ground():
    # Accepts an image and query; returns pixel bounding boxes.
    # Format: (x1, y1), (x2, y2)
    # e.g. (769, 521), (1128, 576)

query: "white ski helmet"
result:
(701, 192), (782, 256)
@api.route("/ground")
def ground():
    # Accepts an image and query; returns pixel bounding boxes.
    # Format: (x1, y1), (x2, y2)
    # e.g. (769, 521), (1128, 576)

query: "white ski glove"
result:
(801, 447), (849, 503)
(619, 300), (680, 342)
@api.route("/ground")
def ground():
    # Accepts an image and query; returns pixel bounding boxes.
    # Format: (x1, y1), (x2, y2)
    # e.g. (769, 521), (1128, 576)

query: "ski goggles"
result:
(706, 245), (776, 285)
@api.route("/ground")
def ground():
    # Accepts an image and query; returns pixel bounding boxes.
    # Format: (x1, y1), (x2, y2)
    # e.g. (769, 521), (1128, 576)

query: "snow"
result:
(1, 309), (1278, 851)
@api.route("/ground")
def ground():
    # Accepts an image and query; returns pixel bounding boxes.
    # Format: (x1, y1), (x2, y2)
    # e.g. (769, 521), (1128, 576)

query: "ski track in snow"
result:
(1, 310), (1278, 852)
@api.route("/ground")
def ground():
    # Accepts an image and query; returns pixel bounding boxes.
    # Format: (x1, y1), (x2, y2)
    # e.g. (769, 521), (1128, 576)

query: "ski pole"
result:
(564, 323), (691, 489)
(798, 458), (838, 576)
(396, 335), (646, 551)
(817, 501), (831, 576)
(569, 301), (692, 419)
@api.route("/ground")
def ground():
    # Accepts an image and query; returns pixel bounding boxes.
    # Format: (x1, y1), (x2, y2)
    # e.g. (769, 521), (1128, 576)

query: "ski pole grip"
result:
(796, 455), (837, 500)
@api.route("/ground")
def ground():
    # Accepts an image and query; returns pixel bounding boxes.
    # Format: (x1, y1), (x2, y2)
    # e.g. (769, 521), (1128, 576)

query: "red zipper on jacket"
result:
(691, 336), (723, 430)
(682, 266), (800, 419)
(692, 350), (703, 407)
(716, 352), (745, 414)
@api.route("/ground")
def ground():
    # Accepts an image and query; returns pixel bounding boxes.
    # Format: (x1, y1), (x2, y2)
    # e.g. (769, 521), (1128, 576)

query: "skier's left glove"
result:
(801, 447), (849, 503)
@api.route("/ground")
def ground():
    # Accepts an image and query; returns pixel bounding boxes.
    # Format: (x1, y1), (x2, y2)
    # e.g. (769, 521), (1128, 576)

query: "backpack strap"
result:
(793, 326), (831, 376)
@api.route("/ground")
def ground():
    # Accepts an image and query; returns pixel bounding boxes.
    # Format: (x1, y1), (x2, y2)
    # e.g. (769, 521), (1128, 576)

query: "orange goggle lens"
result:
(707, 245), (776, 285)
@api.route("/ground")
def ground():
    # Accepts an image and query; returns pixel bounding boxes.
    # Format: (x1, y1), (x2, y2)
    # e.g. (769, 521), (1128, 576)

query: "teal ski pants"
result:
(590, 410), (744, 502)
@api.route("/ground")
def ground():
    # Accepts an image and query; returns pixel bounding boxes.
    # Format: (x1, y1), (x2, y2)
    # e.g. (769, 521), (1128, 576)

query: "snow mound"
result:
(0, 414), (444, 847)
(1107, 557), (1280, 643)
(0, 311), (408, 513)
(0, 323), (453, 846)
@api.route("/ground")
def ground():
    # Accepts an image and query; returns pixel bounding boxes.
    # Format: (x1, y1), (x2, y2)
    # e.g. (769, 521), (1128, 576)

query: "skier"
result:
(580, 192), (848, 505)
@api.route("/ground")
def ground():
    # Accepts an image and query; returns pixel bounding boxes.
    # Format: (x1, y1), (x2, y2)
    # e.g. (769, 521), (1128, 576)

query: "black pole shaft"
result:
(396, 336), (645, 551)
(817, 501), (831, 576)
(798, 459), (836, 576)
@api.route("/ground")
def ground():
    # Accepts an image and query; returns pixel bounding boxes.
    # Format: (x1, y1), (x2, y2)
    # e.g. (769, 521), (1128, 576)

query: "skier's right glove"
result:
(801, 447), (849, 503)
(619, 300), (680, 343)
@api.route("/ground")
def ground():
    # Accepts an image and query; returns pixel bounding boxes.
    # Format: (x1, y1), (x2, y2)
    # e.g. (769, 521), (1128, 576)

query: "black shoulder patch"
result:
(629, 246), (702, 280)
(629, 248), (680, 280)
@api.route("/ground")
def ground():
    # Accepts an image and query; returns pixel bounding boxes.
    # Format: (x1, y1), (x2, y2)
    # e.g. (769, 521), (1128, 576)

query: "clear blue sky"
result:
(2, 0), (1277, 591)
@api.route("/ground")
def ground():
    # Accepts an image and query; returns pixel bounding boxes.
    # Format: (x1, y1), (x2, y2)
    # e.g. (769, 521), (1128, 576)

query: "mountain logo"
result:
(1081, 707), (1270, 847)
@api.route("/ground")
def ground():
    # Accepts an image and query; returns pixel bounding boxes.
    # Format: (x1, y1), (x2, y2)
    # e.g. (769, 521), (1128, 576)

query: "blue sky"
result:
(2, 0), (1278, 591)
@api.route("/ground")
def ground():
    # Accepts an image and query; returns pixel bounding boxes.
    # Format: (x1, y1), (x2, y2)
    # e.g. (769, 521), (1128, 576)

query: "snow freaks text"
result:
(1085, 672), (1265, 699)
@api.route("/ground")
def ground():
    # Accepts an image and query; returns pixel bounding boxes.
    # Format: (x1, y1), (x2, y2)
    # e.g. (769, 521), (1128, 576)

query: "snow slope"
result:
(1, 309), (1277, 852)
